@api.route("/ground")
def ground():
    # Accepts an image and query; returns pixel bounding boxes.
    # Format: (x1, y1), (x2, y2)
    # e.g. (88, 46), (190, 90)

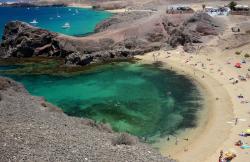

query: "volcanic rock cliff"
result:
(0, 12), (220, 66)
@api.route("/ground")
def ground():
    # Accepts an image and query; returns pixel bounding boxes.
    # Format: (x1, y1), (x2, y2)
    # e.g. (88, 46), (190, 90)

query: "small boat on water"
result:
(30, 19), (38, 24)
(62, 22), (70, 29)
(56, 7), (61, 18)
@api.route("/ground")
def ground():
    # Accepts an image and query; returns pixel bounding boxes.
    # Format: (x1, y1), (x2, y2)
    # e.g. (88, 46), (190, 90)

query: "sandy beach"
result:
(67, 3), (92, 9)
(136, 36), (250, 161)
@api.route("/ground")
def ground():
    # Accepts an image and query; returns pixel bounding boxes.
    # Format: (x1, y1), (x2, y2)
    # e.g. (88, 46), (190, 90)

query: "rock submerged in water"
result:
(0, 12), (220, 65)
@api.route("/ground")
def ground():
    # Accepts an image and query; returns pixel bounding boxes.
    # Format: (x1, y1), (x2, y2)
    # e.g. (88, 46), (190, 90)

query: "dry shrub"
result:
(81, 119), (113, 133)
(98, 123), (113, 133)
(0, 78), (11, 90)
(235, 51), (241, 55)
(41, 102), (47, 107)
(112, 133), (137, 146)
(244, 53), (250, 58)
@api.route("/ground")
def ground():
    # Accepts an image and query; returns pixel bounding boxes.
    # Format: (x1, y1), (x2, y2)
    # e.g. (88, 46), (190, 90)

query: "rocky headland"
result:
(0, 11), (221, 66)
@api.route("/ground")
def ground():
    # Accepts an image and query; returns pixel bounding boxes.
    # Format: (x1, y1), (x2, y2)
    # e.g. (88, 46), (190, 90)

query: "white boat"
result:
(56, 7), (61, 18)
(30, 19), (38, 24)
(62, 22), (70, 29)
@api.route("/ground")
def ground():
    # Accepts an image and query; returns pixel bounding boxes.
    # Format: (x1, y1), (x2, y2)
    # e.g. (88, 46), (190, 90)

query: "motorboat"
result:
(62, 22), (70, 29)
(30, 19), (38, 24)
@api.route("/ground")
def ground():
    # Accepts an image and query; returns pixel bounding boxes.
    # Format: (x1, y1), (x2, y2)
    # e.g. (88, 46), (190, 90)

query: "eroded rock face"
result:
(0, 12), (220, 66)
(92, 1), (127, 10)
(1, 21), (58, 58)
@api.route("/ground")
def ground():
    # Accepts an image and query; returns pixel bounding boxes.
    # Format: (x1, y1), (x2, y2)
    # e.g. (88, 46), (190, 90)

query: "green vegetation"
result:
(202, 4), (206, 11)
(228, 1), (237, 10)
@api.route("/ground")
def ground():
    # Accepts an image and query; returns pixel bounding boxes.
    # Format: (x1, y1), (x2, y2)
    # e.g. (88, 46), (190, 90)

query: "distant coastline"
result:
(0, 2), (66, 7)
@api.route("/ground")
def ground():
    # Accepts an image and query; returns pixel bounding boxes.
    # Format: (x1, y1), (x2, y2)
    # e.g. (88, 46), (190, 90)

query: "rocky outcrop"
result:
(95, 11), (153, 32)
(1, 21), (60, 58)
(0, 21), (159, 66)
(0, 77), (174, 162)
(92, 1), (127, 10)
(0, 12), (220, 66)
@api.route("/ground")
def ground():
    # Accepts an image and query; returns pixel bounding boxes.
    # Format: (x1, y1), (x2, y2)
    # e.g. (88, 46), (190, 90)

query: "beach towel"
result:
(240, 145), (250, 149)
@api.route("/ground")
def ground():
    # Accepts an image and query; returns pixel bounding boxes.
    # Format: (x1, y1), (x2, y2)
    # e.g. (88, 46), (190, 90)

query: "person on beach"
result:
(175, 137), (178, 145)
(152, 53), (156, 61)
(235, 117), (238, 125)
(219, 150), (223, 162)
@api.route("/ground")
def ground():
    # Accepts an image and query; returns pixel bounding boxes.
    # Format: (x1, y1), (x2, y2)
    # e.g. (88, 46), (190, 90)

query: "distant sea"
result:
(0, 6), (112, 37)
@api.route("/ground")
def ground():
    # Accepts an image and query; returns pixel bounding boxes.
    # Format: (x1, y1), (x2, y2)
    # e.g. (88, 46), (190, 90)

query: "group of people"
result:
(219, 150), (237, 162)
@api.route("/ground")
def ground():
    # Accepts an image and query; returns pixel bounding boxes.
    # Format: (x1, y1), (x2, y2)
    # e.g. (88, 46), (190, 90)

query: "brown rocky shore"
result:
(0, 77), (174, 162)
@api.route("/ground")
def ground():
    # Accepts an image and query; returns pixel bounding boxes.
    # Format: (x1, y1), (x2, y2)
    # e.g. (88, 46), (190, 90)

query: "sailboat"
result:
(56, 7), (61, 18)
(30, 19), (38, 24)
(62, 22), (71, 29)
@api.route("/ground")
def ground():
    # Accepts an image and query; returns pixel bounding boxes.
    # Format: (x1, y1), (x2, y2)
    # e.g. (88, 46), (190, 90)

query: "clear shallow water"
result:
(0, 6), (112, 37)
(0, 62), (202, 141)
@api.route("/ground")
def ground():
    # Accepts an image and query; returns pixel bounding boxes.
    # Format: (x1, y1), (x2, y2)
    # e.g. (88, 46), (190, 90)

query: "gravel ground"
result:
(0, 77), (175, 162)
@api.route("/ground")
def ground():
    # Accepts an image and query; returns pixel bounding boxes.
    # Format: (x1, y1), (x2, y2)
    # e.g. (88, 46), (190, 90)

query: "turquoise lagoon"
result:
(0, 6), (112, 37)
(0, 62), (203, 140)
(0, 6), (202, 141)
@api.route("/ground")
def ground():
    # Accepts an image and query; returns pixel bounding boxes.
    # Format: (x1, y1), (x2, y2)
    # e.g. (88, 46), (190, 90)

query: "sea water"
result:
(0, 6), (112, 37)
(0, 62), (202, 141)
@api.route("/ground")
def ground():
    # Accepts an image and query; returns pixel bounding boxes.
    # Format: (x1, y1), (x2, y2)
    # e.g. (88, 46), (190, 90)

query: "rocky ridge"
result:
(0, 12), (220, 66)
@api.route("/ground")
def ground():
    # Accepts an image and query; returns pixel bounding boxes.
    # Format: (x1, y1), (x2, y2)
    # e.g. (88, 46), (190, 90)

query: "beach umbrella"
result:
(245, 129), (250, 134)
(224, 150), (236, 160)
(224, 152), (234, 159)
(235, 63), (241, 68)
